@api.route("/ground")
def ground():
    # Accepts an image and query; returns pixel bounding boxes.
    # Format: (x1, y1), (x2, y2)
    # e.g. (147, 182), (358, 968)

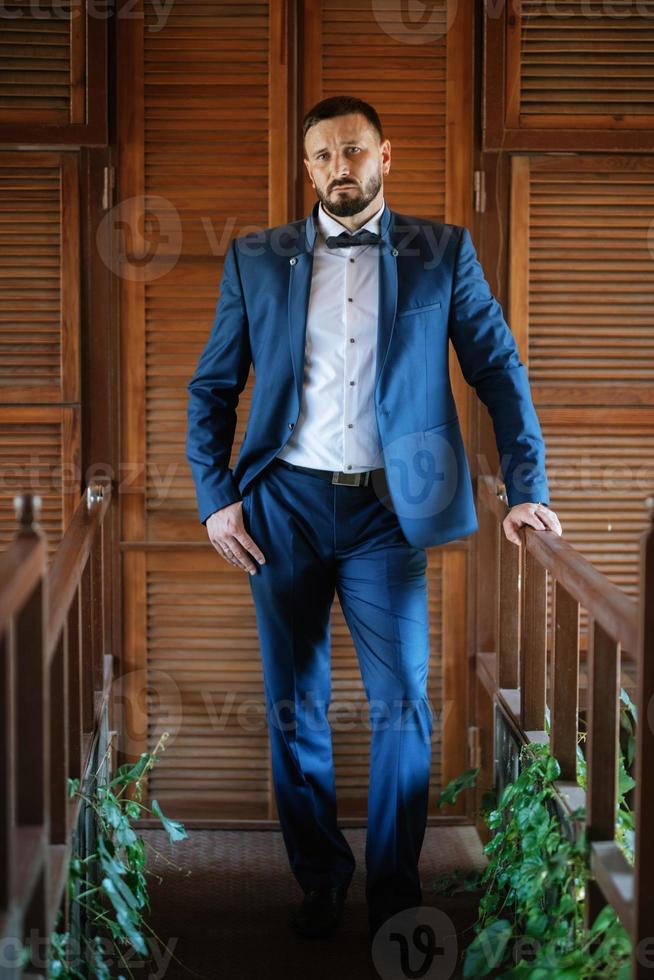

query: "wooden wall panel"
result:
(0, 409), (65, 558)
(0, 153), (81, 556)
(510, 155), (654, 657)
(302, 0), (448, 216)
(484, 0), (654, 151)
(0, 2), (72, 125)
(145, 551), (269, 819)
(142, 0), (270, 537)
(0, 0), (107, 144)
(120, 0), (475, 822)
(118, 0), (276, 819)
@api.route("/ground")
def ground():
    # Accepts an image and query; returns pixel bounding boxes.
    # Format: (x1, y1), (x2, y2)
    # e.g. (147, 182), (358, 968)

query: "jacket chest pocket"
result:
(395, 299), (442, 319)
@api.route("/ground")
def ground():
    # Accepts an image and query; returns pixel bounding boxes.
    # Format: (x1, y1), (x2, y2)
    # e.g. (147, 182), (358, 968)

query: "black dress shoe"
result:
(290, 884), (348, 938)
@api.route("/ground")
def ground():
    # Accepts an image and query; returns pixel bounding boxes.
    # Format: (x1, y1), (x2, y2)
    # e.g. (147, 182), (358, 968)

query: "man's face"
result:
(303, 112), (391, 217)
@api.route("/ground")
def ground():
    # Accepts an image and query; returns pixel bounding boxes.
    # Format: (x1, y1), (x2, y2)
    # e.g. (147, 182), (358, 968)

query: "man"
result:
(186, 95), (562, 945)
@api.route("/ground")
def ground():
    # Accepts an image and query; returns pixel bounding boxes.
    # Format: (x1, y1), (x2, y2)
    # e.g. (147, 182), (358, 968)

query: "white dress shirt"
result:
(276, 198), (386, 473)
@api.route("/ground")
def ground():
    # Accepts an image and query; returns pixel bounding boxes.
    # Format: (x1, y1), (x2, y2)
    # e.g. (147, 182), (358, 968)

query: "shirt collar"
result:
(317, 198), (386, 244)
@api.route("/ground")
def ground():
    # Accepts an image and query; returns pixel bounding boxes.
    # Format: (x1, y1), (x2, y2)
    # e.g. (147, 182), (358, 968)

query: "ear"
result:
(381, 138), (391, 175)
(303, 157), (315, 186)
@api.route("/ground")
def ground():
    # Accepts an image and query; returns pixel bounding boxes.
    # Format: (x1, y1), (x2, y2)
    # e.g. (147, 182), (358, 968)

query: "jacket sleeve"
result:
(186, 239), (252, 525)
(447, 226), (550, 509)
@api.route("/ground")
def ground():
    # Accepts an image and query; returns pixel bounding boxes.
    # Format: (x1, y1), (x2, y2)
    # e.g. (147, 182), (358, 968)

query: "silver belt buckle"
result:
(332, 470), (368, 486)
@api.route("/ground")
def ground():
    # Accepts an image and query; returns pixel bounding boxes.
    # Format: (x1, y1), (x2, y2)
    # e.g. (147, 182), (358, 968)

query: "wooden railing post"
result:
(584, 617), (620, 931)
(520, 544), (547, 734)
(498, 527), (520, 690)
(67, 587), (83, 782)
(0, 626), (10, 912)
(550, 581), (580, 781)
(13, 493), (49, 967)
(49, 625), (69, 845)
(633, 503), (654, 978)
(80, 558), (95, 733)
(476, 477), (500, 664)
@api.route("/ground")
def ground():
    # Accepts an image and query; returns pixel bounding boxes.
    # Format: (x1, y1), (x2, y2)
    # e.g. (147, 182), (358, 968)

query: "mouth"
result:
(332, 184), (356, 191)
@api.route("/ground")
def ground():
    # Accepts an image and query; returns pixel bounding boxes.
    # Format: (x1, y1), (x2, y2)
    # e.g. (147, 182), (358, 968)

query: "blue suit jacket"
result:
(186, 202), (549, 549)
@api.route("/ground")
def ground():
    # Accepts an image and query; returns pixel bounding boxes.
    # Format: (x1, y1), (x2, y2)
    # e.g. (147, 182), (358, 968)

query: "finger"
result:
(227, 537), (259, 574)
(218, 544), (240, 568)
(233, 528), (266, 566)
(503, 520), (522, 546)
(535, 508), (562, 533)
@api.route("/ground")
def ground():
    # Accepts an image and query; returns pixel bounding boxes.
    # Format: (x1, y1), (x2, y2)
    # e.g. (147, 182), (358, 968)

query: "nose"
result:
(333, 150), (352, 178)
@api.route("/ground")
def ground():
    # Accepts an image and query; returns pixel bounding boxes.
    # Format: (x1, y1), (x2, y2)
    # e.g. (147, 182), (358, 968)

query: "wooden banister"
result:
(0, 478), (114, 974)
(476, 475), (653, 978)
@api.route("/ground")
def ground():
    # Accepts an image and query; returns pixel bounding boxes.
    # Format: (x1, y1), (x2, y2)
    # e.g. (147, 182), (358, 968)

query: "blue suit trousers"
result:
(242, 458), (433, 916)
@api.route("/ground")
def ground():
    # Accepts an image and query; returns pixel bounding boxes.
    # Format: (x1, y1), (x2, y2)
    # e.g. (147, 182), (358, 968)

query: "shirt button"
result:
(348, 298), (353, 302)
(347, 423), (353, 428)
(349, 258), (354, 263)
(350, 338), (355, 343)
(288, 422), (294, 429)
(350, 381), (355, 385)
(347, 465), (352, 470)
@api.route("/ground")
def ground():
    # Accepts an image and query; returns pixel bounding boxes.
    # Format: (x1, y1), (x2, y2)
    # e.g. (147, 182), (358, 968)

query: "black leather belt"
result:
(274, 457), (385, 487)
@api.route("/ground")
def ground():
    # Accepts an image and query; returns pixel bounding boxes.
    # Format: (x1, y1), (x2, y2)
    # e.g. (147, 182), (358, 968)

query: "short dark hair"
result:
(302, 96), (384, 148)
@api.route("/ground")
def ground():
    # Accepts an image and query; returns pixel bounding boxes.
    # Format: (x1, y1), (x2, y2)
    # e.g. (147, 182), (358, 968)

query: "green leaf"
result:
(618, 758), (636, 797)
(100, 877), (147, 955)
(436, 767), (479, 807)
(151, 798), (188, 843)
(108, 753), (150, 788)
(589, 904), (617, 938)
(619, 686), (637, 722)
(463, 920), (513, 978)
(544, 755), (560, 782)
(98, 834), (128, 878)
(525, 911), (549, 938)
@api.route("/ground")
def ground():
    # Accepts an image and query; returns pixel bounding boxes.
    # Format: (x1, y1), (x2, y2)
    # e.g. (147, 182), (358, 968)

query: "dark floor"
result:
(126, 825), (487, 980)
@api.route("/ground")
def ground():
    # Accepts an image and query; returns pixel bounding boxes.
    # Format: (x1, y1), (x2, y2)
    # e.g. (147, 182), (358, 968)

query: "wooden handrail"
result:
(476, 475), (654, 978)
(0, 478), (114, 974)
(477, 476), (639, 656)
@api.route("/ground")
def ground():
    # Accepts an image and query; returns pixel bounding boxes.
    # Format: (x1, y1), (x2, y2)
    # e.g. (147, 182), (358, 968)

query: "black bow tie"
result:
(325, 229), (382, 249)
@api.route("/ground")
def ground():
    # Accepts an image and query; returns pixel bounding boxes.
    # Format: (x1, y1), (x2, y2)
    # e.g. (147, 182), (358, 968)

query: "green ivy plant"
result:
(433, 689), (636, 979)
(45, 732), (193, 979)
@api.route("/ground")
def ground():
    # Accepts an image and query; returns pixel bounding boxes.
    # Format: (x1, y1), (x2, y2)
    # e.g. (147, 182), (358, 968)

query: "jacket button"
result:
(288, 422), (294, 428)
(289, 257), (297, 266)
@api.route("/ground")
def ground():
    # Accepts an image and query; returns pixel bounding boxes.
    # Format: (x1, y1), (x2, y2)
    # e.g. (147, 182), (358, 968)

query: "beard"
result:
(317, 169), (382, 217)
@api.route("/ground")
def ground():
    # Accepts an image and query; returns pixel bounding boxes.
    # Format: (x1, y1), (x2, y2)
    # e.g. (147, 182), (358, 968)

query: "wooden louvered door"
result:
(301, 0), (473, 819)
(119, 0), (291, 820)
(484, 0), (654, 151)
(0, 0), (107, 143)
(119, 0), (475, 821)
(509, 154), (654, 655)
(0, 152), (81, 558)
